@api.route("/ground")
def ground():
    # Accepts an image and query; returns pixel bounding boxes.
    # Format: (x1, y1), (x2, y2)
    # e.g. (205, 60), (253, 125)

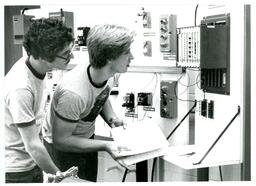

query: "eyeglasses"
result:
(56, 52), (73, 62)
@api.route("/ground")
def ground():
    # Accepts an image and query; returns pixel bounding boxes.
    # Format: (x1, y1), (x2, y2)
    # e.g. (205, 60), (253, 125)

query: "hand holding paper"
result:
(110, 122), (169, 165)
(104, 141), (131, 158)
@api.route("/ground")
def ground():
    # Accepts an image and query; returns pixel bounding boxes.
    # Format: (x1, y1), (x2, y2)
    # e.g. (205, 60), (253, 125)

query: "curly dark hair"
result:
(23, 18), (74, 62)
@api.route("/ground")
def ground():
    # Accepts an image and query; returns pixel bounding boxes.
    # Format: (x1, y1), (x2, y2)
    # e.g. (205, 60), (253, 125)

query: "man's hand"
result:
(109, 117), (127, 129)
(105, 141), (131, 158)
(46, 166), (78, 183)
(104, 141), (131, 169)
(115, 158), (131, 169)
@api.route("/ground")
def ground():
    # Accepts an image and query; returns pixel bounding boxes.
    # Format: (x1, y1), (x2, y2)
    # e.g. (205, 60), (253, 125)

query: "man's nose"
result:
(70, 53), (74, 59)
(129, 52), (134, 60)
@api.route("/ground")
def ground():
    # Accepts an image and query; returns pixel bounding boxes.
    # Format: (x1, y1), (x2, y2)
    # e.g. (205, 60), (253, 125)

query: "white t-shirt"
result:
(43, 62), (114, 144)
(4, 57), (47, 172)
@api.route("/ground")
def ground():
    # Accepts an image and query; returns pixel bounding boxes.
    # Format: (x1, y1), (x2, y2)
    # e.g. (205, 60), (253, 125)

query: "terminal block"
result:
(208, 100), (214, 119)
(201, 99), (207, 117)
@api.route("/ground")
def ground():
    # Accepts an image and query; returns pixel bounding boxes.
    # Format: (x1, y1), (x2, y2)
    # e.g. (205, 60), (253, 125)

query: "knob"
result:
(160, 34), (168, 40)
(160, 18), (168, 24)
(160, 26), (168, 32)
(161, 108), (167, 116)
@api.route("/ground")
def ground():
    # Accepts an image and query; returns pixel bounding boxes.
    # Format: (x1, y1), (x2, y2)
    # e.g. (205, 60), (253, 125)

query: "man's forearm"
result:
(53, 135), (109, 153)
(28, 143), (59, 174)
(100, 99), (117, 126)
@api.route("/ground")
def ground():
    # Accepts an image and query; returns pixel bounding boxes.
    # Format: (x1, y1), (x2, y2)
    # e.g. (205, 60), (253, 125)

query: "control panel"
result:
(13, 14), (34, 44)
(200, 14), (230, 95)
(77, 27), (90, 46)
(159, 14), (177, 54)
(160, 81), (177, 118)
(176, 26), (200, 68)
(122, 93), (135, 113)
(137, 92), (153, 106)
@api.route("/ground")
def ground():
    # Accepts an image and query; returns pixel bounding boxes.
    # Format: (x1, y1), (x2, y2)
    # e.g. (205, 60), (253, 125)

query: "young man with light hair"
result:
(43, 24), (135, 181)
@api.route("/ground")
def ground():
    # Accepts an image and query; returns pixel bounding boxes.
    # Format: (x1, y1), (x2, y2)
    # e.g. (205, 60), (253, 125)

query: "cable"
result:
(219, 166), (223, 181)
(60, 8), (65, 24)
(196, 71), (202, 90)
(122, 168), (128, 182)
(152, 73), (159, 95)
(174, 74), (196, 103)
(176, 73), (191, 99)
(21, 8), (29, 15)
(177, 71), (190, 87)
(175, 70), (204, 106)
(167, 101), (197, 140)
(193, 106), (241, 165)
(141, 73), (157, 91)
(194, 4), (199, 26)
(151, 158), (157, 182)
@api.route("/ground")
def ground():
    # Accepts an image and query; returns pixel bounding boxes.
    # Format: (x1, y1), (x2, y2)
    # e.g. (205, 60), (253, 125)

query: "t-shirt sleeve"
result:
(54, 90), (85, 122)
(7, 88), (35, 125)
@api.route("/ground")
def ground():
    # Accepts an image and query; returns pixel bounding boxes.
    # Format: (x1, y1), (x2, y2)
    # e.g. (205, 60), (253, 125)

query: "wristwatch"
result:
(109, 116), (118, 124)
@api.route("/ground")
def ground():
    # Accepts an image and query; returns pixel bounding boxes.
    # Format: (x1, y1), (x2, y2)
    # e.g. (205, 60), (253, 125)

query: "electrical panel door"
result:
(200, 14), (230, 95)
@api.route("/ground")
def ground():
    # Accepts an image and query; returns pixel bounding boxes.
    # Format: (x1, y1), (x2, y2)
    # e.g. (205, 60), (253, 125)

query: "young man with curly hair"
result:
(4, 18), (76, 183)
(43, 24), (135, 182)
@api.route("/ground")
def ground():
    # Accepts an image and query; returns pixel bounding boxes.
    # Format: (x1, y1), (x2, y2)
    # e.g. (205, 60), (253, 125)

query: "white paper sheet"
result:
(118, 147), (169, 166)
(110, 122), (169, 165)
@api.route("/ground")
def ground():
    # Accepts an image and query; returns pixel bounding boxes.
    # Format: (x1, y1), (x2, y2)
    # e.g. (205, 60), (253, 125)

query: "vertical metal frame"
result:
(242, 4), (251, 181)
